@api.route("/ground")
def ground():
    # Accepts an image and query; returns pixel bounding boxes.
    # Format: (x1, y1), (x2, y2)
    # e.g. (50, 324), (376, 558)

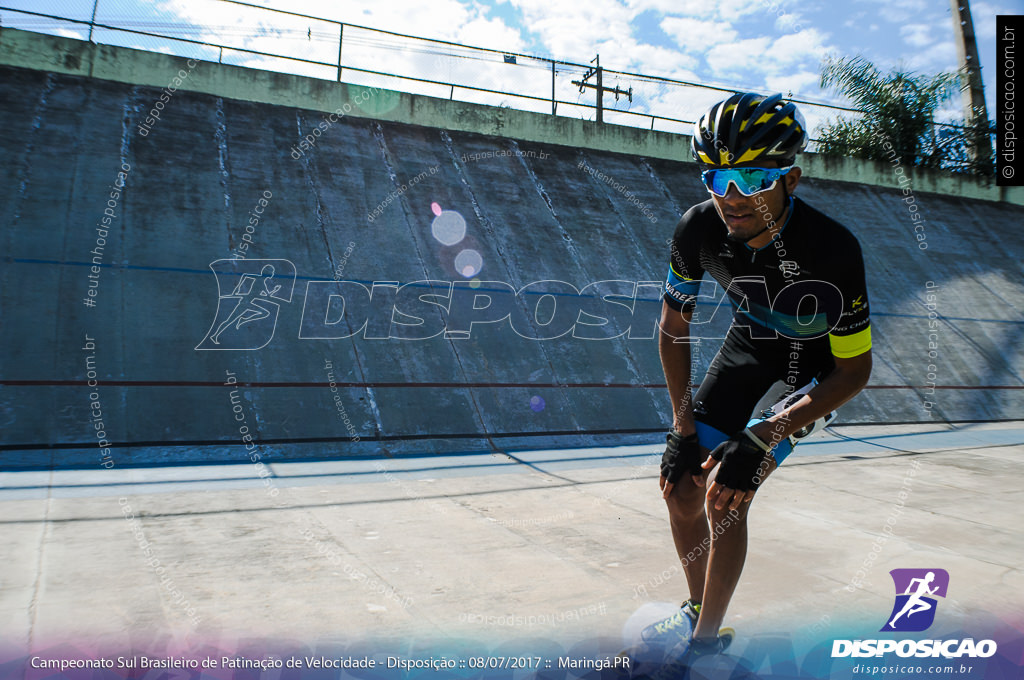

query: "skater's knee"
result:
(706, 502), (748, 528)
(665, 483), (705, 518)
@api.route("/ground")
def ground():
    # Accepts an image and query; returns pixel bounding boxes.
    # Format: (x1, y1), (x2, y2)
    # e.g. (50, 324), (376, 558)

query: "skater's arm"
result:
(750, 232), (873, 444)
(658, 301), (705, 498)
(748, 351), (871, 445)
(659, 300), (696, 435)
(658, 217), (707, 497)
(702, 353), (871, 512)
(753, 236), (873, 443)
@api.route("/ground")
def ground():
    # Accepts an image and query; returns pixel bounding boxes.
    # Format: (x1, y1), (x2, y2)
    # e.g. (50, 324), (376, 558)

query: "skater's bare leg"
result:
(691, 455), (776, 641)
(664, 453), (712, 603)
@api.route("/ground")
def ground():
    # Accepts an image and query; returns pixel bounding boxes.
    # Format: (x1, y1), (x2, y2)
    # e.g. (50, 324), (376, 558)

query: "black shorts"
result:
(692, 324), (835, 460)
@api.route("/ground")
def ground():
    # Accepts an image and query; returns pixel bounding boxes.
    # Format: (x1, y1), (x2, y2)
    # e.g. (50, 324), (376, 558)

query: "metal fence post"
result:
(342, 23), (350, 81)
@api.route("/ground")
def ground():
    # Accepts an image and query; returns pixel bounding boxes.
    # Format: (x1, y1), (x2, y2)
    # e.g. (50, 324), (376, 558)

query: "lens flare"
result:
(430, 202), (443, 217)
(431, 210), (466, 246)
(454, 249), (482, 278)
(530, 396), (545, 412)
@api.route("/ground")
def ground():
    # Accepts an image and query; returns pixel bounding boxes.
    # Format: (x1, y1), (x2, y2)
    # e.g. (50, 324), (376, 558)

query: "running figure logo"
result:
(196, 259), (296, 350)
(881, 568), (949, 632)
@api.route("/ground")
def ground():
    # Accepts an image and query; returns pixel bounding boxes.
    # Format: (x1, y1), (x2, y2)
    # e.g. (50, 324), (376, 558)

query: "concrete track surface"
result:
(2, 424), (1024, 678)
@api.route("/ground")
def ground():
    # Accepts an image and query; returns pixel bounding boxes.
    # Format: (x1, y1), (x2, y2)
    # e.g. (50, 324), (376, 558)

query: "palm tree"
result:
(816, 56), (964, 169)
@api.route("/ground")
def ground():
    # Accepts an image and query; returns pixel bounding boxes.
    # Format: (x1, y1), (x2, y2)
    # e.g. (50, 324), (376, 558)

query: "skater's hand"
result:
(660, 430), (704, 499)
(704, 475), (756, 512)
(702, 430), (772, 511)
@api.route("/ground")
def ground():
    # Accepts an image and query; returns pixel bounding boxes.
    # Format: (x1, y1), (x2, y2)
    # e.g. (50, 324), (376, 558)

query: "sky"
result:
(3, 0), (1021, 137)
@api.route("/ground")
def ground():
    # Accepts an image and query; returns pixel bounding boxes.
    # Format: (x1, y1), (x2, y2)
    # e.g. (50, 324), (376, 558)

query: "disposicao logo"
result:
(832, 568), (997, 659)
(196, 259), (296, 351)
(882, 568), (948, 632)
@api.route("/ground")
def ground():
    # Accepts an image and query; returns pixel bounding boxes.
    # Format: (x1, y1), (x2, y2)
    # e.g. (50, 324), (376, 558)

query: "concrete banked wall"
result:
(1, 30), (1022, 467)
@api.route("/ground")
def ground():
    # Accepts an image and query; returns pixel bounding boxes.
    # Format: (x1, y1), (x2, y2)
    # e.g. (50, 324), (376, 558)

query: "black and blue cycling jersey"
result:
(663, 195), (871, 358)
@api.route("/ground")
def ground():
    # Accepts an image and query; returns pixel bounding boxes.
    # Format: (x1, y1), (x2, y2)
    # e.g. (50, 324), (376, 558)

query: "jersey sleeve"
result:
(826, 237), (871, 358)
(663, 211), (706, 313)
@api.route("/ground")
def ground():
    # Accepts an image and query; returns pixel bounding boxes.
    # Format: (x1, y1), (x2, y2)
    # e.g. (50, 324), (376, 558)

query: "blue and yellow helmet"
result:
(692, 92), (807, 167)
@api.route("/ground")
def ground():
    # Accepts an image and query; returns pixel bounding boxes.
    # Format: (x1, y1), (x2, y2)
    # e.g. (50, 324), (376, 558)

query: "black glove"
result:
(661, 430), (701, 484)
(708, 430), (770, 492)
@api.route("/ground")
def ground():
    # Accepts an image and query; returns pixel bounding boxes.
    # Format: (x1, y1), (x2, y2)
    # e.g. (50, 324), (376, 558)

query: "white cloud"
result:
(862, 0), (928, 25)
(629, 0), (780, 26)
(765, 70), (821, 97)
(755, 0), (808, 33)
(903, 39), (957, 73)
(707, 27), (830, 83)
(773, 28), (830, 65)
(877, 7), (911, 24)
(54, 27), (88, 40)
(161, 0), (527, 61)
(899, 24), (935, 48)
(508, 0), (634, 58)
(712, 0), (781, 20)
(151, 0), (542, 106)
(843, 11), (866, 29)
(624, 0), (710, 15)
(798, 107), (833, 141)
(774, 11), (808, 33)
(639, 83), (733, 126)
(456, 15), (525, 53)
(621, 42), (700, 75)
(706, 36), (773, 76)
(661, 17), (738, 48)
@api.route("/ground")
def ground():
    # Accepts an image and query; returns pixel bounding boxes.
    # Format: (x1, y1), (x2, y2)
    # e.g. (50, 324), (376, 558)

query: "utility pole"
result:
(572, 55), (632, 124)
(950, 0), (992, 167)
(88, 0), (99, 43)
